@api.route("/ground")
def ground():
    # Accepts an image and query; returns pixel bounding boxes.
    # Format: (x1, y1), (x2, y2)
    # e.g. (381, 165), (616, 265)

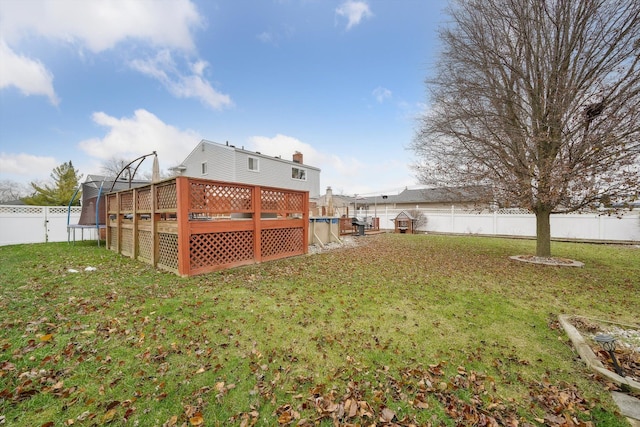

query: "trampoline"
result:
(67, 152), (159, 245)
(67, 176), (149, 245)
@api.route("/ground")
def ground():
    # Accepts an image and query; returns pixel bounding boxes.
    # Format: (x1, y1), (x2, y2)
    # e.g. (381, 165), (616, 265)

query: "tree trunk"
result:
(535, 208), (552, 257)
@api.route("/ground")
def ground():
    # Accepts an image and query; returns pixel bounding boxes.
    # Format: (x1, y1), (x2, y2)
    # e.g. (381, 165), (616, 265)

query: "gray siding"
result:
(181, 141), (235, 181)
(177, 140), (321, 198)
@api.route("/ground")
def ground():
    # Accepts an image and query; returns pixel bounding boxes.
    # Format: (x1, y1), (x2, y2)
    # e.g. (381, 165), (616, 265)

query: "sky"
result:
(0, 0), (449, 198)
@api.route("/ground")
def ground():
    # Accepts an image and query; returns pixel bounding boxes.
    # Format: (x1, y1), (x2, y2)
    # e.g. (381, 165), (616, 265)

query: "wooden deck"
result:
(106, 177), (309, 276)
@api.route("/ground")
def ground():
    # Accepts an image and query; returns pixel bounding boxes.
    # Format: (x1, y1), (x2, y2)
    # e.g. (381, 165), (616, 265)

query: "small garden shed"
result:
(393, 210), (417, 234)
(105, 176), (309, 276)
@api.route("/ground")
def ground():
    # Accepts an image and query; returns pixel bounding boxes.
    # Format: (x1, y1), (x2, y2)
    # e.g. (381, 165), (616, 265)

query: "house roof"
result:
(175, 139), (321, 172)
(316, 193), (354, 206)
(394, 210), (416, 220)
(360, 186), (491, 205)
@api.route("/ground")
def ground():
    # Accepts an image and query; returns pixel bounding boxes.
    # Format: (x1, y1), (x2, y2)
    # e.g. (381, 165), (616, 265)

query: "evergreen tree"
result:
(24, 161), (83, 206)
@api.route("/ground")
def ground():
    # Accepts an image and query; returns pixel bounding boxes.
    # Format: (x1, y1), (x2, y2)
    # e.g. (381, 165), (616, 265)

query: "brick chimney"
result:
(293, 151), (303, 164)
(326, 186), (334, 217)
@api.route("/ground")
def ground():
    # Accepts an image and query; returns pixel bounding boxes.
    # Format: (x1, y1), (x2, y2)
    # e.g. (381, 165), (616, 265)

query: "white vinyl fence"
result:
(0, 205), (93, 246)
(361, 207), (640, 242)
(2, 205), (639, 247)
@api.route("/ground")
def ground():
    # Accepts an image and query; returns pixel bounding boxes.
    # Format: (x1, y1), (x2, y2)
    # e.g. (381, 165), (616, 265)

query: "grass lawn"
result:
(0, 234), (638, 426)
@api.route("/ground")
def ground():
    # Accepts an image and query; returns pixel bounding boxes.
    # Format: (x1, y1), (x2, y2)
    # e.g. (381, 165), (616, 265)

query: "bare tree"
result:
(101, 157), (130, 179)
(407, 209), (428, 232)
(0, 180), (30, 203)
(101, 155), (169, 182)
(412, 0), (640, 257)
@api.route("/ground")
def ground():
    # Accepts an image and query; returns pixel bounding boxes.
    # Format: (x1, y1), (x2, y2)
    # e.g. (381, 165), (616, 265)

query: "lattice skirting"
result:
(137, 229), (153, 262)
(190, 230), (254, 270)
(108, 227), (118, 251)
(261, 227), (303, 259)
(121, 228), (133, 257)
(158, 233), (179, 272)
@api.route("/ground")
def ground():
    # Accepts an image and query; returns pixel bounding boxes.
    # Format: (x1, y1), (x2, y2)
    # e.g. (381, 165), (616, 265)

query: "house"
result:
(314, 187), (354, 217)
(356, 186), (493, 211)
(170, 140), (321, 199)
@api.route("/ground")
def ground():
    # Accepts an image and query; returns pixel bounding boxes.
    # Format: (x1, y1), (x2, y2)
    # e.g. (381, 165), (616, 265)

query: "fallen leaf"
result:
(102, 408), (116, 423)
(189, 413), (204, 426)
(379, 407), (395, 423)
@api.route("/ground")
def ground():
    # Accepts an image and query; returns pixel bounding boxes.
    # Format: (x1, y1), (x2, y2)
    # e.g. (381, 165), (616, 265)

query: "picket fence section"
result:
(0, 205), (86, 246)
(361, 207), (640, 242)
(2, 205), (639, 246)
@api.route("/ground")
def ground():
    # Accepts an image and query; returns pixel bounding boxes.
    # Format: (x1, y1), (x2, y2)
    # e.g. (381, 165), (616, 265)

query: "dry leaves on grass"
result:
(231, 360), (598, 426)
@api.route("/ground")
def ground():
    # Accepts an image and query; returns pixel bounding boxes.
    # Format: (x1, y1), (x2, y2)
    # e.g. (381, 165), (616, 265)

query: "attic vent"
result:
(201, 144), (205, 152)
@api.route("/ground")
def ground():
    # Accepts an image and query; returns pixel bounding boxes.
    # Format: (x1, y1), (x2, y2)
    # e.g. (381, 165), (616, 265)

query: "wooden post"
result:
(302, 191), (309, 253)
(253, 186), (262, 262)
(132, 188), (138, 260)
(176, 177), (191, 276)
(105, 196), (111, 250)
(151, 184), (158, 267)
(116, 192), (122, 254)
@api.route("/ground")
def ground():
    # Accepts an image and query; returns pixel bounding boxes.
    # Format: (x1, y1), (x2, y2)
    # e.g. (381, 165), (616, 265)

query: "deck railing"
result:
(106, 176), (309, 276)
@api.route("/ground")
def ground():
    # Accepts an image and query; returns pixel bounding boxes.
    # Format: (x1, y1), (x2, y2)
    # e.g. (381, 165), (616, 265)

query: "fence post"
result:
(132, 187), (139, 260)
(176, 177), (191, 276)
(303, 191), (309, 251)
(253, 186), (262, 262)
(151, 184), (158, 268)
(451, 205), (455, 233)
(44, 207), (49, 243)
(598, 214), (603, 240)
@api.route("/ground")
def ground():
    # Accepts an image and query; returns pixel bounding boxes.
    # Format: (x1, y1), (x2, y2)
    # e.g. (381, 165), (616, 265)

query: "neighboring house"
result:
(358, 186), (493, 211)
(314, 187), (354, 217)
(170, 140), (321, 199)
(315, 186), (493, 216)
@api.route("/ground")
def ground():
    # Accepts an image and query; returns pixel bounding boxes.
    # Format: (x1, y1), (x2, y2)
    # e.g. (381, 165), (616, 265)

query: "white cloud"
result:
(335, 1), (373, 30)
(77, 109), (201, 172)
(0, 0), (201, 52)
(328, 154), (364, 177)
(246, 133), (373, 193)
(247, 134), (323, 166)
(372, 86), (392, 103)
(257, 32), (275, 44)
(0, 0), (216, 105)
(0, 152), (58, 181)
(130, 51), (233, 110)
(0, 39), (59, 105)
(257, 25), (295, 46)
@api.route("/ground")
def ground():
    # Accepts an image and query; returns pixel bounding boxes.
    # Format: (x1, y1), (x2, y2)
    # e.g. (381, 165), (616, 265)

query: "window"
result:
(201, 161), (207, 175)
(248, 157), (259, 171)
(291, 167), (306, 181)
